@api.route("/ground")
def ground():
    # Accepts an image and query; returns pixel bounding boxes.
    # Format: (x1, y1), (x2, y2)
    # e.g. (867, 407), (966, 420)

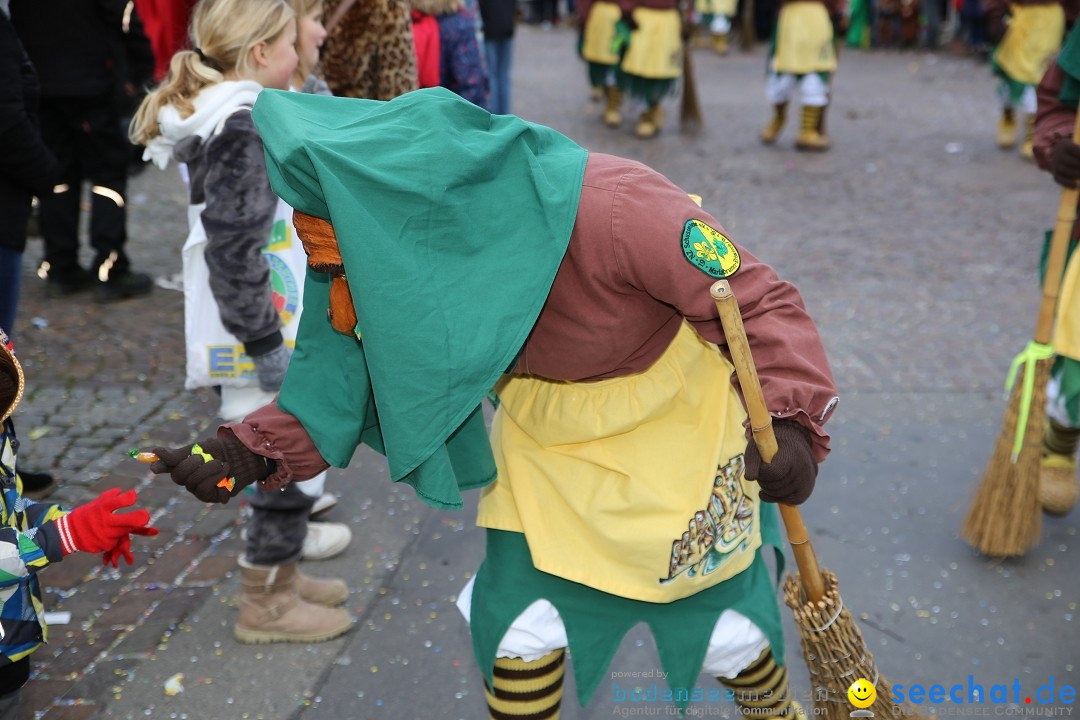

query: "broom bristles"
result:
(784, 570), (923, 720)
(961, 358), (1049, 557)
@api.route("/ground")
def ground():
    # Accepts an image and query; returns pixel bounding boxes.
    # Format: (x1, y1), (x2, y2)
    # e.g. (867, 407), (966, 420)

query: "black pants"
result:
(37, 93), (131, 280)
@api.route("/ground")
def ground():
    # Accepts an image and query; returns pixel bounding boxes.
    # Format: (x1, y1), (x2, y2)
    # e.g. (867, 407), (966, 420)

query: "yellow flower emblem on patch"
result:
(693, 241), (719, 263)
(681, 219), (740, 278)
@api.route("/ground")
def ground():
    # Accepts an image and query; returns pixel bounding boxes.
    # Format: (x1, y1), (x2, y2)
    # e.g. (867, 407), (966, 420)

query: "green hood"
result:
(1058, 24), (1080, 108)
(251, 88), (587, 509)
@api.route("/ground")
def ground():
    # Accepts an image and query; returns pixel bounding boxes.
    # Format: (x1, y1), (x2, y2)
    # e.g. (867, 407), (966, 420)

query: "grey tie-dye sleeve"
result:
(200, 112), (283, 347)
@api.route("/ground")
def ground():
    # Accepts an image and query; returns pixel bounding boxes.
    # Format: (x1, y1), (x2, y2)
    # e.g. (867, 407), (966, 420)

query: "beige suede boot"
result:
(297, 567), (349, 607)
(235, 559), (353, 644)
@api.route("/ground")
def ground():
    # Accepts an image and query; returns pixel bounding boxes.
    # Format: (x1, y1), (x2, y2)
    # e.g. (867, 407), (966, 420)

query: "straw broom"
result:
(961, 112), (1080, 557)
(712, 279), (920, 719)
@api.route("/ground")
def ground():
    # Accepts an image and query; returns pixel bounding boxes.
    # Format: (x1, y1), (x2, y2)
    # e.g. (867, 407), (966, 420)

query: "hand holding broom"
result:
(711, 279), (919, 719)
(960, 108), (1080, 557)
(711, 279), (825, 602)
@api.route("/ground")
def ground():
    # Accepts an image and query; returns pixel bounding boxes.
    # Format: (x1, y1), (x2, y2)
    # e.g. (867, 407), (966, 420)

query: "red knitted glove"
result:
(55, 489), (159, 564)
(103, 536), (134, 569)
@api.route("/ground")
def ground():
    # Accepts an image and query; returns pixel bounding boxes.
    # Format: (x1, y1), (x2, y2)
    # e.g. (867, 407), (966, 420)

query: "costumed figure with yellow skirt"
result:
(578, 0), (627, 126)
(614, 0), (687, 138)
(1032, 25), (1080, 514)
(693, 0), (737, 54)
(147, 88), (840, 719)
(760, 0), (844, 151)
(985, 0), (1066, 159)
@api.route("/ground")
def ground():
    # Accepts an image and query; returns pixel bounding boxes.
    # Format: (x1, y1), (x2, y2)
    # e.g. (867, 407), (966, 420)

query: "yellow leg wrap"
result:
(719, 647), (798, 718)
(1020, 114), (1035, 160)
(486, 650), (565, 720)
(795, 105), (830, 151)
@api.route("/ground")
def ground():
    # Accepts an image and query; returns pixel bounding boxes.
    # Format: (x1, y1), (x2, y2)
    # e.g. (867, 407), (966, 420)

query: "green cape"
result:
(1058, 24), (1080, 107)
(251, 88), (588, 509)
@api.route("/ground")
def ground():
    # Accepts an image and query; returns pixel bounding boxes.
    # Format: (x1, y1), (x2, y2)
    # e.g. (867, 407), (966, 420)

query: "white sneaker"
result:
(309, 492), (338, 520)
(302, 521), (352, 561)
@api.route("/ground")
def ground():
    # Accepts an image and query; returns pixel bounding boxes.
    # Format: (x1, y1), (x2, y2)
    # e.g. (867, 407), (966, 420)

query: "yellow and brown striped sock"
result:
(719, 647), (798, 718)
(485, 649), (565, 720)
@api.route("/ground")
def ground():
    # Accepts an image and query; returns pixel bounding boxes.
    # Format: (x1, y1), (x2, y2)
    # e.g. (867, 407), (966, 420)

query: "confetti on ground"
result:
(164, 673), (185, 696)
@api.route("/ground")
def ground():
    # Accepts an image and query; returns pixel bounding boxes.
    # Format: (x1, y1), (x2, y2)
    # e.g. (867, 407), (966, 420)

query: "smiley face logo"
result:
(848, 678), (876, 709)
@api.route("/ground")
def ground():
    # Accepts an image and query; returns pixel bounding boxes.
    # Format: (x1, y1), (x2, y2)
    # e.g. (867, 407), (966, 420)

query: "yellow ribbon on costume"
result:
(1004, 340), (1056, 462)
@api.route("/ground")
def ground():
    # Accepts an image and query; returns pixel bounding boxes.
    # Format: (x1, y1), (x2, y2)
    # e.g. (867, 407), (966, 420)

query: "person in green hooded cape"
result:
(1032, 23), (1080, 518)
(147, 86), (839, 718)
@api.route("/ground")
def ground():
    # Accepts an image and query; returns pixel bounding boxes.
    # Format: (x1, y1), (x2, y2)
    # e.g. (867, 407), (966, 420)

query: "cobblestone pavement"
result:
(7, 24), (1078, 720)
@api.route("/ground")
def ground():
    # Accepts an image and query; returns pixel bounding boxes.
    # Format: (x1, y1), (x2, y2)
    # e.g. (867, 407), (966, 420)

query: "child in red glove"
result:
(0, 328), (157, 719)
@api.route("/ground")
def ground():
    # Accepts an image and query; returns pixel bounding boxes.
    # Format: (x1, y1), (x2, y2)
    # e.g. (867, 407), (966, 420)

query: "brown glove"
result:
(1051, 136), (1080, 189)
(150, 433), (273, 504)
(743, 420), (817, 505)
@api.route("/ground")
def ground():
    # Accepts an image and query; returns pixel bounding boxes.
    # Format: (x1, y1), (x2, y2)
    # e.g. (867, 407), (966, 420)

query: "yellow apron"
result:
(1054, 248), (1080, 360)
(695, 0), (737, 16)
(770, 2), (837, 75)
(620, 7), (683, 80)
(478, 322), (761, 603)
(582, 0), (623, 65)
(995, 4), (1065, 85)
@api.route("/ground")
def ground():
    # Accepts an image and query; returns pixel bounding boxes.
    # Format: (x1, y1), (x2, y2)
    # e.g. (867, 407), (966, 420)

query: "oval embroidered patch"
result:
(681, 219), (740, 278)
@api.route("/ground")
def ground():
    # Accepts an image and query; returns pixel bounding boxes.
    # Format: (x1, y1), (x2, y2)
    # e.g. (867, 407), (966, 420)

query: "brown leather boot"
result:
(760, 103), (787, 145)
(795, 105), (830, 151)
(235, 560), (353, 644)
(297, 567), (349, 607)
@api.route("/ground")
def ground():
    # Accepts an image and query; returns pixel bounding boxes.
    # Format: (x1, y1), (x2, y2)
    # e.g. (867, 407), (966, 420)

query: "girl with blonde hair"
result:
(131, 0), (353, 646)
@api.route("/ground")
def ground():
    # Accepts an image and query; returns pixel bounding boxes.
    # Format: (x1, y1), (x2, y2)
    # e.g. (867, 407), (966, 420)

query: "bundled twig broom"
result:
(961, 113), (1080, 557)
(712, 279), (920, 719)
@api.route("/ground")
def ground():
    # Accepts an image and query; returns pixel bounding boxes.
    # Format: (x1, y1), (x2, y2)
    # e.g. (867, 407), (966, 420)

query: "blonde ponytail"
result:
(130, 50), (222, 145)
(129, 0), (295, 145)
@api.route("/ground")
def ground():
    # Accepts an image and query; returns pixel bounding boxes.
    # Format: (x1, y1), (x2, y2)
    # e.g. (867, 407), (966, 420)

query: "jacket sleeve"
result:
(610, 167), (839, 461)
(0, 423), (68, 586)
(200, 112), (283, 347)
(0, 15), (57, 198)
(222, 401), (330, 488)
(1035, 60), (1077, 172)
(0, 500), (68, 588)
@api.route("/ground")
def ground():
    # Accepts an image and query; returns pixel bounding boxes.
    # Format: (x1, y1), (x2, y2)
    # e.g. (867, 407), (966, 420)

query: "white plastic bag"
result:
(181, 199), (307, 390)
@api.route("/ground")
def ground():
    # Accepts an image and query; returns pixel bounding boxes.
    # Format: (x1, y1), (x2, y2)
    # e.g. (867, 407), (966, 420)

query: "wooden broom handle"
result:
(711, 280), (826, 603)
(1036, 110), (1080, 343)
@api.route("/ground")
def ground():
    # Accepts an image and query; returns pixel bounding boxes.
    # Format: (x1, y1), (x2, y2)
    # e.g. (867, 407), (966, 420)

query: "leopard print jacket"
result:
(322, 0), (420, 100)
